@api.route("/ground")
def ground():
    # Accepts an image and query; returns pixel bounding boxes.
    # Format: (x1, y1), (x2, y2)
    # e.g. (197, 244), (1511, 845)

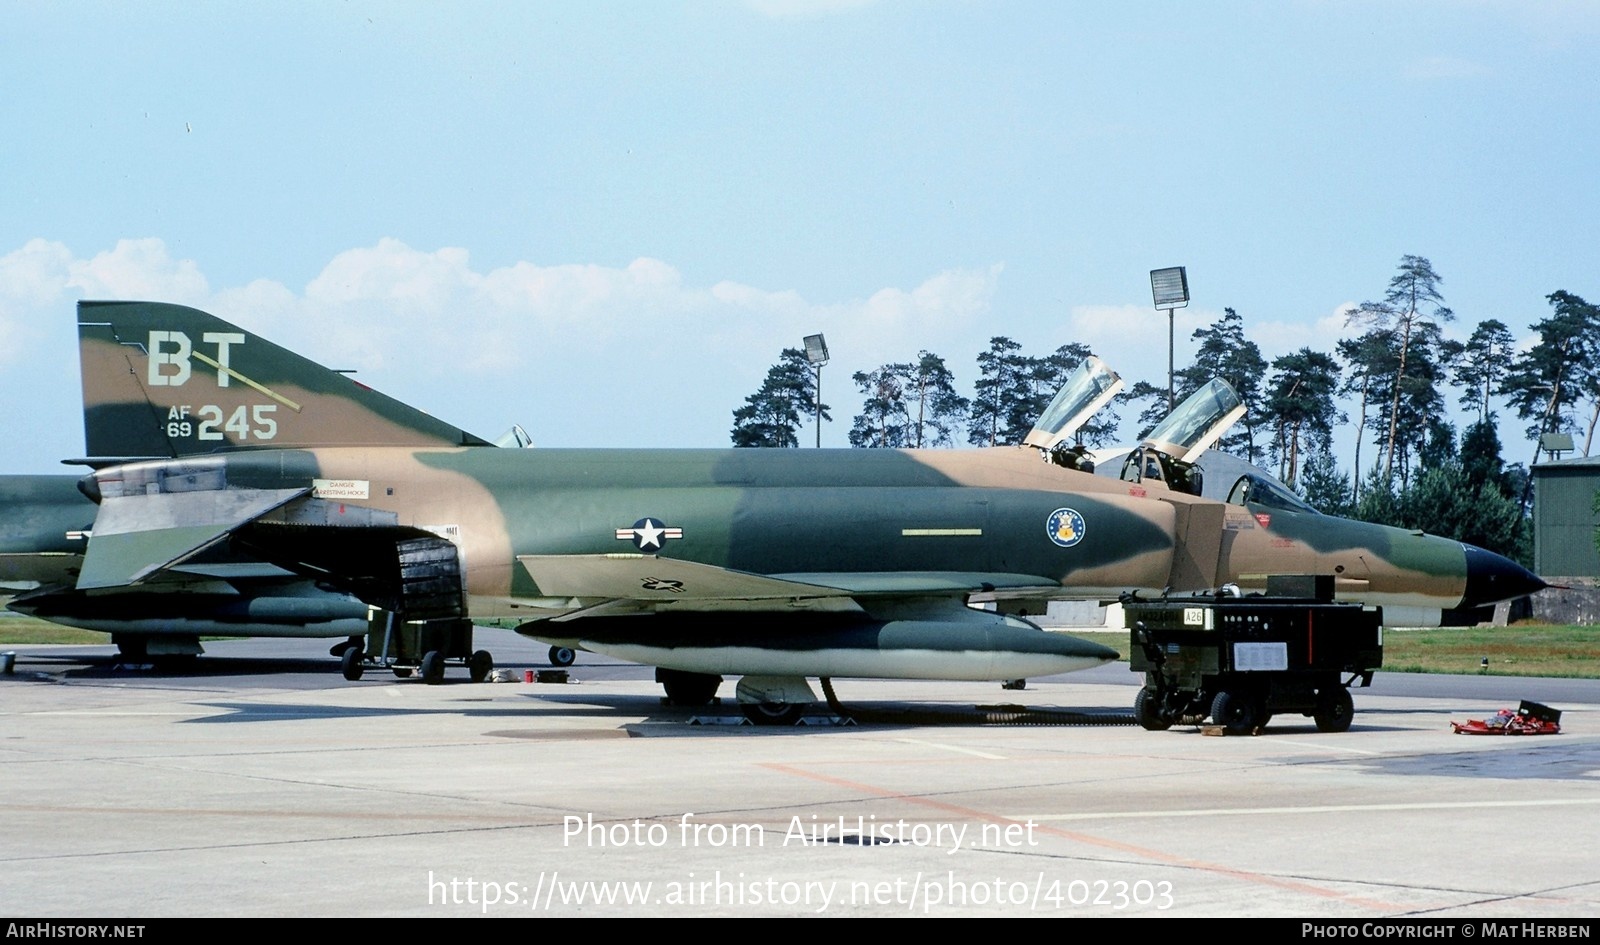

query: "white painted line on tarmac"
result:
(1021, 797), (1600, 822)
(1273, 738), (1384, 755)
(895, 738), (1007, 760)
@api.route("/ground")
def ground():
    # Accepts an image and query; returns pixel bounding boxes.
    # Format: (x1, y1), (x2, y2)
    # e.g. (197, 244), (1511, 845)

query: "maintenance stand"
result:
(1125, 575), (1382, 735)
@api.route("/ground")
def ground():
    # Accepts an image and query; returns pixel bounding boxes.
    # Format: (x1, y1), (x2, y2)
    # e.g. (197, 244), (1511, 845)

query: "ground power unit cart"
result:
(1125, 576), (1382, 735)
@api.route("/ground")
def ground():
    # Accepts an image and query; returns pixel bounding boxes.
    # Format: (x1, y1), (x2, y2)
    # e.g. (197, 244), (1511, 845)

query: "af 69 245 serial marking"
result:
(164, 404), (278, 440)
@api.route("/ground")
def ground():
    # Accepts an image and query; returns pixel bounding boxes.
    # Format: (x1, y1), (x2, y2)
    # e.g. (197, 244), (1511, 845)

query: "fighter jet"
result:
(16, 301), (1545, 721)
(1, 470), (377, 658)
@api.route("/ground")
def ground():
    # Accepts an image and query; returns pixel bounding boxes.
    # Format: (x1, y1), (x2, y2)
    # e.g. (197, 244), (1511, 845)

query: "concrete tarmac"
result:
(2, 634), (1597, 918)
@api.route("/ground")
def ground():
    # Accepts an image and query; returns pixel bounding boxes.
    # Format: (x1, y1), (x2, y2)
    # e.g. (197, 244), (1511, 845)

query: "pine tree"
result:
(1344, 255), (1454, 483)
(730, 348), (829, 448)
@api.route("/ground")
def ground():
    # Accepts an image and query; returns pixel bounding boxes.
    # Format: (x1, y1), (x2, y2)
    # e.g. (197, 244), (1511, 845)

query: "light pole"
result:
(1149, 267), (1190, 410)
(803, 333), (829, 448)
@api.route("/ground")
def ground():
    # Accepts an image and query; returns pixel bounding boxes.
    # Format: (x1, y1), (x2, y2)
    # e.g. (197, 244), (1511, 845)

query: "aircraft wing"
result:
(518, 554), (1061, 605)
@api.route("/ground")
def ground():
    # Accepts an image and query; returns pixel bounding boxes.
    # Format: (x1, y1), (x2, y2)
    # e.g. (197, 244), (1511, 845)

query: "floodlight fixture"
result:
(1150, 267), (1190, 310)
(803, 333), (830, 366)
(1150, 267), (1190, 410)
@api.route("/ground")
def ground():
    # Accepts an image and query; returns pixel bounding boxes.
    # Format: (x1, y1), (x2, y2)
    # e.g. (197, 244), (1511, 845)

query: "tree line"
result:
(729, 255), (1600, 565)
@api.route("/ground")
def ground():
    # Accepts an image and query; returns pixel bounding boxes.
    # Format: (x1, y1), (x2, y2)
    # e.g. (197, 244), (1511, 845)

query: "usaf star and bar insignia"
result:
(615, 517), (684, 552)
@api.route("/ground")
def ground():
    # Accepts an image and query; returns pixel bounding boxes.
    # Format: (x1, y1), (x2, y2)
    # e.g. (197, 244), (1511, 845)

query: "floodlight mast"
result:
(1150, 267), (1190, 410)
(803, 333), (829, 448)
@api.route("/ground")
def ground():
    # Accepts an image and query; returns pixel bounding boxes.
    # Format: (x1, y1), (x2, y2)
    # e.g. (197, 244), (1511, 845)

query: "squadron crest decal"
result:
(1045, 507), (1087, 548)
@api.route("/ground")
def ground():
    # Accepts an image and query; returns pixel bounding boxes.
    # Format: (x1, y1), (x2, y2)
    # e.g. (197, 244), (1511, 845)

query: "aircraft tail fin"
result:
(78, 301), (492, 457)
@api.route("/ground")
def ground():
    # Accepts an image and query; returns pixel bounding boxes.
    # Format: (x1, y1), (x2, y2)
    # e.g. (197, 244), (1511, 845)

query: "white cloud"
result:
(1248, 307), (1357, 362)
(1060, 302), (1214, 381)
(0, 240), (76, 362)
(0, 239), (74, 309)
(66, 238), (211, 304)
(0, 236), (1008, 449)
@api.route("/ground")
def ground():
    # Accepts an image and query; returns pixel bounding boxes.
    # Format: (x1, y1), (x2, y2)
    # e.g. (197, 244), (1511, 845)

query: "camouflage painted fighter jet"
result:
(12, 302), (1546, 720)
(1, 471), (370, 659)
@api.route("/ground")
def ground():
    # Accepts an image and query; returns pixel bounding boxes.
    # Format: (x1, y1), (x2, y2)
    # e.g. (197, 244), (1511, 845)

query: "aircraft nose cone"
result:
(1460, 544), (1548, 608)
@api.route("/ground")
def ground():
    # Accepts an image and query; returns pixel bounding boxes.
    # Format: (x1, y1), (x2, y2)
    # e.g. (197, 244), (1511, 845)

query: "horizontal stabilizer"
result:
(77, 487), (307, 589)
(166, 561), (302, 580)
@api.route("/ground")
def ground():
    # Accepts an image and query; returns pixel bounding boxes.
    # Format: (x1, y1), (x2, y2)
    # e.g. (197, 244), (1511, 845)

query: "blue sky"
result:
(2, 1), (1597, 473)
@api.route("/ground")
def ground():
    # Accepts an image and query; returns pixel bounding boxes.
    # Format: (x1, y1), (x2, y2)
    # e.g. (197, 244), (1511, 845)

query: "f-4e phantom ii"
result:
(11, 301), (1546, 721)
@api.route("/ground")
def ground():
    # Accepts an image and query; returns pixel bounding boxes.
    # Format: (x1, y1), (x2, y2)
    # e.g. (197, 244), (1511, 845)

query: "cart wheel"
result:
(1314, 687), (1354, 733)
(392, 667), (412, 679)
(548, 646), (576, 667)
(420, 650), (445, 685)
(1134, 687), (1170, 731)
(1210, 689), (1257, 735)
(340, 646), (365, 681)
(469, 650), (494, 683)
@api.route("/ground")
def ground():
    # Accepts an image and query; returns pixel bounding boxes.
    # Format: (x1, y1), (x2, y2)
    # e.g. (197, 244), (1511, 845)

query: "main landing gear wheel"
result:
(741, 702), (807, 726)
(658, 669), (722, 706)
(1314, 687), (1354, 733)
(340, 646), (365, 681)
(1210, 689), (1258, 736)
(548, 646), (576, 667)
(1134, 687), (1171, 731)
(420, 650), (445, 685)
(468, 649), (494, 683)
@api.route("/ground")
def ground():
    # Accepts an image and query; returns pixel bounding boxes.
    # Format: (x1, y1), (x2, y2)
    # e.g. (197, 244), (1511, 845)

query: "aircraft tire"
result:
(1209, 689), (1257, 736)
(1134, 687), (1171, 731)
(420, 650), (445, 685)
(340, 646), (365, 682)
(742, 702), (806, 726)
(469, 649), (494, 683)
(115, 637), (148, 661)
(1313, 687), (1354, 733)
(548, 646), (576, 667)
(659, 669), (722, 706)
